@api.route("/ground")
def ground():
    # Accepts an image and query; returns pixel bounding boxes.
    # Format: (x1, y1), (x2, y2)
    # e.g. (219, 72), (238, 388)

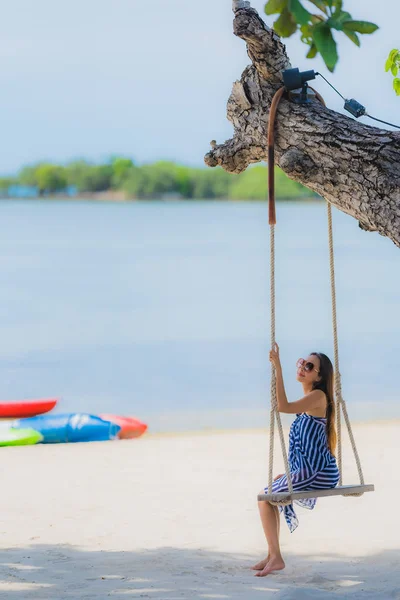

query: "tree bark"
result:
(204, 2), (400, 247)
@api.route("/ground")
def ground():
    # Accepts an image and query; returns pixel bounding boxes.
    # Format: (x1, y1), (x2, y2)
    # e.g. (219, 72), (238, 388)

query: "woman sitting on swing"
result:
(253, 342), (339, 577)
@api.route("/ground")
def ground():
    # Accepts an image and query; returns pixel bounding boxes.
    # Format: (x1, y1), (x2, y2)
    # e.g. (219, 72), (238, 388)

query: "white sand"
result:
(0, 421), (398, 599)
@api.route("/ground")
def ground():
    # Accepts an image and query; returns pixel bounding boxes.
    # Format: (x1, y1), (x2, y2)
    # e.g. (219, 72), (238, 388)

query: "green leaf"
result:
(265, 0), (287, 15)
(385, 50), (400, 73)
(312, 22), (338, 71)
(300, 23), (313, 43)
(343, 20), (379, 34)
(393, 78), (400, 96)
(310, 14), (324, 24)
(306, 0), (328, 14)
(289, 0), (312, 26)
(273, 8), (298, 36)
(328, 10), (352, 30)
(306, 43), (318, 58)
(344, 29), (360, 46)
(333, 0), (343, 10)
(385, 56), (393, 72)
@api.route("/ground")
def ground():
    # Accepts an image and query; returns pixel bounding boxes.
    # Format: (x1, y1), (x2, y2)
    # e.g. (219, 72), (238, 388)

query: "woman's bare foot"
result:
(251, 555), (269, 570)
(254, 556), (285, 577)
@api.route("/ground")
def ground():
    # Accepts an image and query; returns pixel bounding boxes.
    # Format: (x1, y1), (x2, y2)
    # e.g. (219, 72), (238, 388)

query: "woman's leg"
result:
(275, 503), (281, 538)
(251, 504), (280, 570)
(252, 496), (285, 576)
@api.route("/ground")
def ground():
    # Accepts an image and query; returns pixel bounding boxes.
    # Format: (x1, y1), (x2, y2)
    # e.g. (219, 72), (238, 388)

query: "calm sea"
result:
(0, 199), (399, 432)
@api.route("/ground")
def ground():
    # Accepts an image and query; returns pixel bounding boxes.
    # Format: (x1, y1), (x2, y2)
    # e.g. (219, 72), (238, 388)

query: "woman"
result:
(253, 342), (339, 578)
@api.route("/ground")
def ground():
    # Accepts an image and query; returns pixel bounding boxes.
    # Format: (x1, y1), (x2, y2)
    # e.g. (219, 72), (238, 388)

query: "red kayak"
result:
(0, 398), (58, 418)
(100, 414), (148, 439)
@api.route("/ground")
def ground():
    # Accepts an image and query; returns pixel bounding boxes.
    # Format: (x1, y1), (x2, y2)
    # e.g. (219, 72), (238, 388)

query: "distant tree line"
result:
(0, 158), (318, 200)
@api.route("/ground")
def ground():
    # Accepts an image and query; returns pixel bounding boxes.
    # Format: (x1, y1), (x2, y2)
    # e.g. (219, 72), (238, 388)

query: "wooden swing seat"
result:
(258, 483), (374, 503)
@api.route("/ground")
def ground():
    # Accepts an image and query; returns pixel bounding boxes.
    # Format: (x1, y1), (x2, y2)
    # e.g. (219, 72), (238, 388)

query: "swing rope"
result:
(266, 87), (365, 506)
(267, 224), (294, 502)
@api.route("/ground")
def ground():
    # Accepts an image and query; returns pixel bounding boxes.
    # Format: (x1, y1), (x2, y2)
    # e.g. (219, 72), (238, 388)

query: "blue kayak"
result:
(13, 413), (121, 443)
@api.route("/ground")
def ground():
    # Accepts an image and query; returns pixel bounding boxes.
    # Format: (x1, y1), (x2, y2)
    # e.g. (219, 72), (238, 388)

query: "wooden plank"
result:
(257, 483), (374, 502)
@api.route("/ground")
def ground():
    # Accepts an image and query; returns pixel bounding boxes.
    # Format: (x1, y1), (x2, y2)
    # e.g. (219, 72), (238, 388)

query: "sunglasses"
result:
(296, 358), (320, 374)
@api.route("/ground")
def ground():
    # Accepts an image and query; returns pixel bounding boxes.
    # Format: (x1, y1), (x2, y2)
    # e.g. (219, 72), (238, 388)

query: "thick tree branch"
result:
(205, 2), (400, 247)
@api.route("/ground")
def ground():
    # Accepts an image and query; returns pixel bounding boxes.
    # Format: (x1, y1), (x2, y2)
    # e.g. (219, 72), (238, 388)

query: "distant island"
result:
(0, 158), (320, 201)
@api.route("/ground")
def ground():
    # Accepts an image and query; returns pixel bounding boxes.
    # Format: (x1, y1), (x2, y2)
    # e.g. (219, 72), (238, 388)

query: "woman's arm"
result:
(276, 369), (325, 414)
(270, 343), (326, 414)
(274, 365), (289, 412)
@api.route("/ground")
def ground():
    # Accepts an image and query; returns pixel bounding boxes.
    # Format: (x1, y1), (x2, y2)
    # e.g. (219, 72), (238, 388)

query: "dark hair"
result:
(310, 352), (337, 456)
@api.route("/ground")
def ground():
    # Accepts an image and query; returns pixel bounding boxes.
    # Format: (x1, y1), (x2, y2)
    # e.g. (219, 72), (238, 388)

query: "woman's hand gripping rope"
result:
(269, 342), (281, 372)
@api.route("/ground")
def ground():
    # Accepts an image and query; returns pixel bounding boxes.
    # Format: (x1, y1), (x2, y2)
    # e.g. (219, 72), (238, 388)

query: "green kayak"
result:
(0, 428), (43, 446)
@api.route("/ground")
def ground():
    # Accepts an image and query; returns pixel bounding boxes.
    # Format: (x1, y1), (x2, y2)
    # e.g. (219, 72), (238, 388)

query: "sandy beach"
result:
(0, 420), (398, 599)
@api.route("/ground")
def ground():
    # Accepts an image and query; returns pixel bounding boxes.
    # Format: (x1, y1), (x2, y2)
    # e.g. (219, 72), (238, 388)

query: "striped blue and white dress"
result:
(264, 412), (340, 533)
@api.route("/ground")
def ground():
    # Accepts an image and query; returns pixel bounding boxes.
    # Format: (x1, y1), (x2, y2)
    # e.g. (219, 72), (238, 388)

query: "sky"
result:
(1, 0), (398, 175)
